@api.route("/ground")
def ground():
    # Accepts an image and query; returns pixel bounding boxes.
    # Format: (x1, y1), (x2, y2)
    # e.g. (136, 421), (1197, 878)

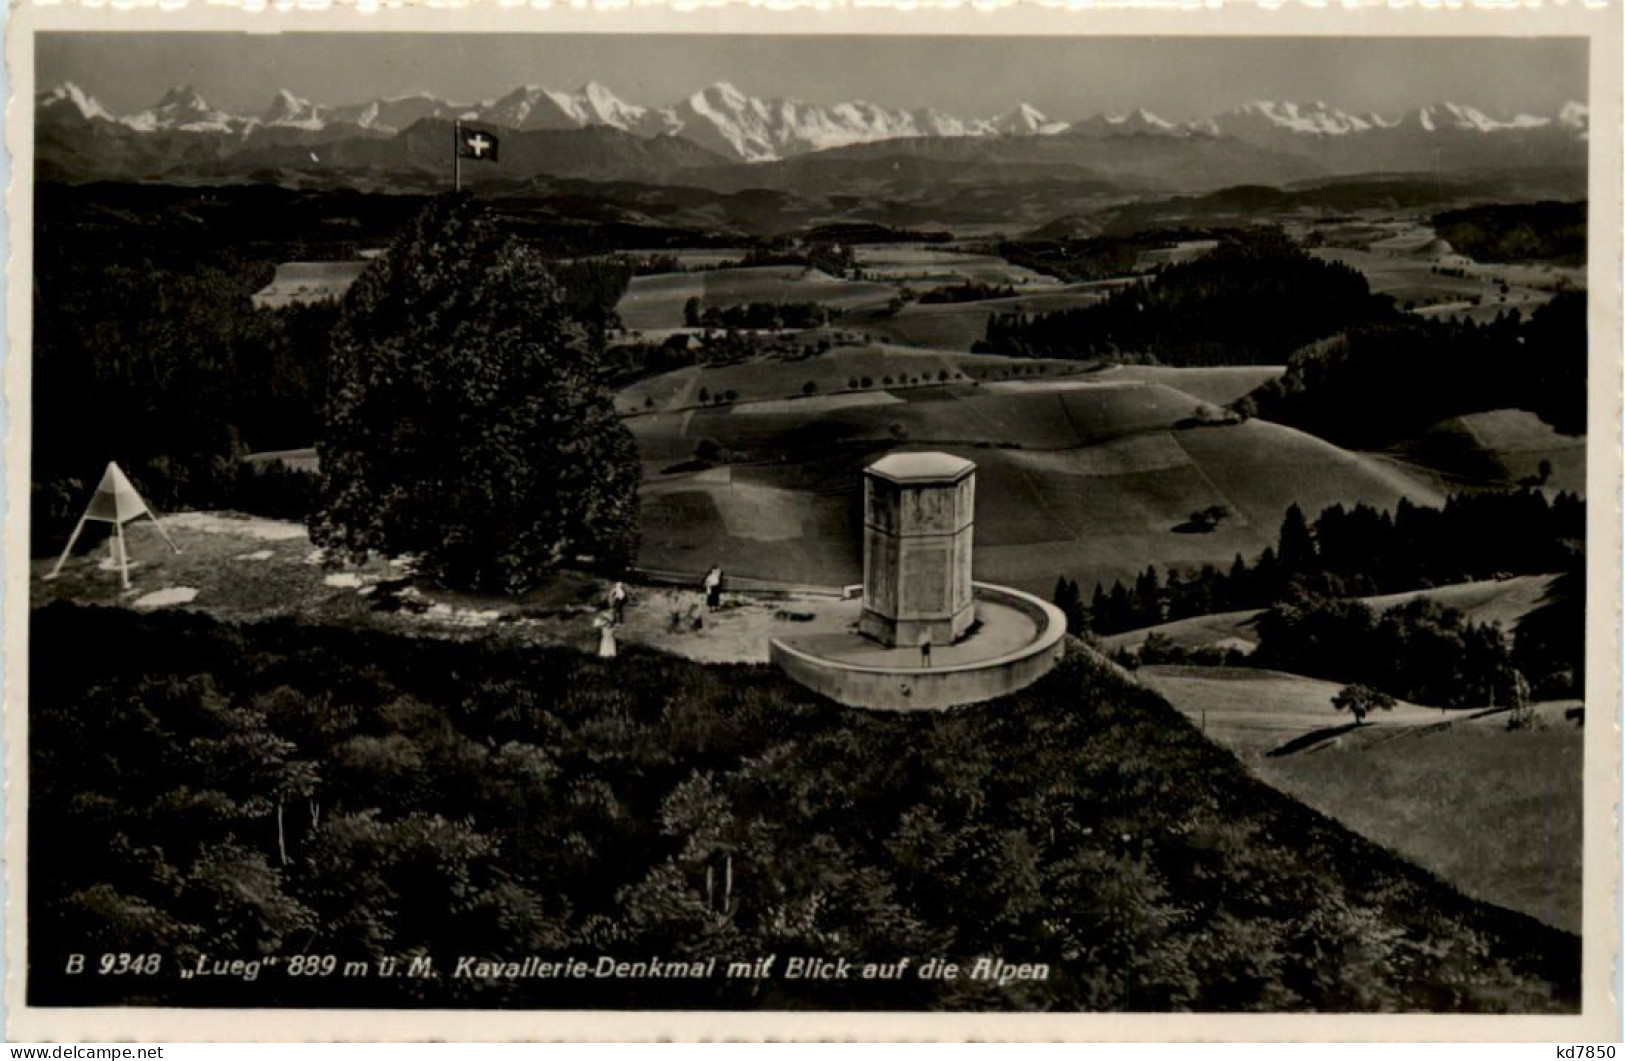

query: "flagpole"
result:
(454, 118), (462, 193)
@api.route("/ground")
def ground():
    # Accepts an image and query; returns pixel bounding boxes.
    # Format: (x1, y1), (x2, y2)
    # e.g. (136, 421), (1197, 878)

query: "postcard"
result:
(6, 1), (1620, 1042)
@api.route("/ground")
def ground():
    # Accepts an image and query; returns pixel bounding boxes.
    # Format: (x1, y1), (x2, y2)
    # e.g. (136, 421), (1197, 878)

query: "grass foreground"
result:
(1140, 664), (1583, 934)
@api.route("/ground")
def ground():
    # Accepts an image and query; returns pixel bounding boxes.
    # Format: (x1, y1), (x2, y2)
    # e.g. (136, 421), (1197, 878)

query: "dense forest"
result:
(30, 184), (634, 554)
(30, 603), (1578, 1012)
(1241, 294), (1587, 447)
(983, 227), (1394, 365)
(1123, 588), (1543, 711)
(1432, 201), (1587, 265)
(30, 236), (331, 551)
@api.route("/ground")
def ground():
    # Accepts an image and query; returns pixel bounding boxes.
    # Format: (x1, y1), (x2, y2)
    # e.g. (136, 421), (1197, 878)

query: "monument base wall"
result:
(772, 584), (1067, 712)
(857, 602), (975, 648)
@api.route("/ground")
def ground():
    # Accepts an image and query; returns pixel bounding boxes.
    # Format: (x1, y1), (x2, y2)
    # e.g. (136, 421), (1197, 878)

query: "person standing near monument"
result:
(608, 581), (629, 625)
(703, 564), (724, 612)
(919, 629), (933, 668)
(594, 612), (618, 659)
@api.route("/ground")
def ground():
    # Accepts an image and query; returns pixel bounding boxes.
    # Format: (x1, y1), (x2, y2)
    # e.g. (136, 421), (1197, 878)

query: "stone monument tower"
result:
(859, 452), (976, 648)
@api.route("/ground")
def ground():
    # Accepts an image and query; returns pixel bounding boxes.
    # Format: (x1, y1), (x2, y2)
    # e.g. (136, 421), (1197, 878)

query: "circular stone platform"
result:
(769, 582), (1067, 711)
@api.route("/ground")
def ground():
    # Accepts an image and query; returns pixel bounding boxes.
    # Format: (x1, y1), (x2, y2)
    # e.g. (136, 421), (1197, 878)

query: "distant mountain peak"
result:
(35, 77), (1592, 168)
(1113, 108), (1178, 131)
(991, 102), (1065, 136)
(263, 88), (326, 128)
(157, 83), (206, 106)
(37, 81), (111, 122)
(1223, 99), (1387, 136)
(1068, 107), (1185, 138)
(696, 81), (750, 107)
(120, 83), (243, 133)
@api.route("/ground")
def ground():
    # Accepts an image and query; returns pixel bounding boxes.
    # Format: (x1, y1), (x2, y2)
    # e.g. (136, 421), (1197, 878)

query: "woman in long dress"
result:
(703, 565), (724, 612)
(594, 613), (618, 659)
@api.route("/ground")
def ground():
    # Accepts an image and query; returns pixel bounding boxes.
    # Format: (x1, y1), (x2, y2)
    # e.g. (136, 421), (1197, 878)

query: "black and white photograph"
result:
(6, 7), (1620, 1040)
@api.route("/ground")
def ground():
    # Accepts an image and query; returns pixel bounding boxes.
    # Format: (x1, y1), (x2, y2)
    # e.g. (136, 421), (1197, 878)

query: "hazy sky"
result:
(38, 33), (1588, 122)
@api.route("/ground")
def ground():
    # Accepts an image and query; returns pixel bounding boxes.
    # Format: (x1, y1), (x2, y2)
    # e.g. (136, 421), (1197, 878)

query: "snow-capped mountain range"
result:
(37, 79), (1590, 164)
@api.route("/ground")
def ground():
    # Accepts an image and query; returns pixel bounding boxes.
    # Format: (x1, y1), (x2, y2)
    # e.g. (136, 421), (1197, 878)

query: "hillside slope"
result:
(1140, 663), (1583, 934)
(627, 369), (1446, 594)
(1388, 409), (1587, 494)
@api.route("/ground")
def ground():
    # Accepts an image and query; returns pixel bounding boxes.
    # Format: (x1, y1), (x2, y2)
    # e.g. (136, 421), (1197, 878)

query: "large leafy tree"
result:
(312, 194), (639, 593)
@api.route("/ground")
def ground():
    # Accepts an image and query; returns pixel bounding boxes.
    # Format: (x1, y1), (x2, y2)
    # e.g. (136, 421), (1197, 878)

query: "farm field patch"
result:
(1140, 663), (1583, 933)
(844, 287), (1115, 350)
(1311, 245), (1558, 319)
(616, 265), (897, 331)
(616, 344), (1087, 414)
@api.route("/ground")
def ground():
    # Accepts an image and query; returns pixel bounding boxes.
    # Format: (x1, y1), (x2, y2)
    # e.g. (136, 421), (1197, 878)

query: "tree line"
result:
(991, 230), (1226, 284)
(1070, 488), (1584, 698)
(739, 241), (857, 277)
(1083, 490), (1582, 635)
(682, 299), (838, 330)
(916, 281), (1018, 305)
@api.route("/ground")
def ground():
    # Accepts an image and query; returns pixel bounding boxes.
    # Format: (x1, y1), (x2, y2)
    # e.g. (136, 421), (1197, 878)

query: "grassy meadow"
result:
(624, 363), (1450, 594)
(1139, 665), (1583, 934)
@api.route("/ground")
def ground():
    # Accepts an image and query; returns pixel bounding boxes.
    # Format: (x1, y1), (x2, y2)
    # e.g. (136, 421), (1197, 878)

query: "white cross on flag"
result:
(455, 125), (501, 163)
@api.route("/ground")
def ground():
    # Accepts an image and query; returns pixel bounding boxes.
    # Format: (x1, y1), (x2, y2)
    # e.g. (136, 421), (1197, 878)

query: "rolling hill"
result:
(1387, 409), (1588, 494)
(624, 363), (1449, 595)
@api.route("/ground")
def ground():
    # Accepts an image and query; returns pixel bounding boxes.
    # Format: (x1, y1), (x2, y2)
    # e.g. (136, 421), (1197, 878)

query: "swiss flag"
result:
(455, 125), (501, 163)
